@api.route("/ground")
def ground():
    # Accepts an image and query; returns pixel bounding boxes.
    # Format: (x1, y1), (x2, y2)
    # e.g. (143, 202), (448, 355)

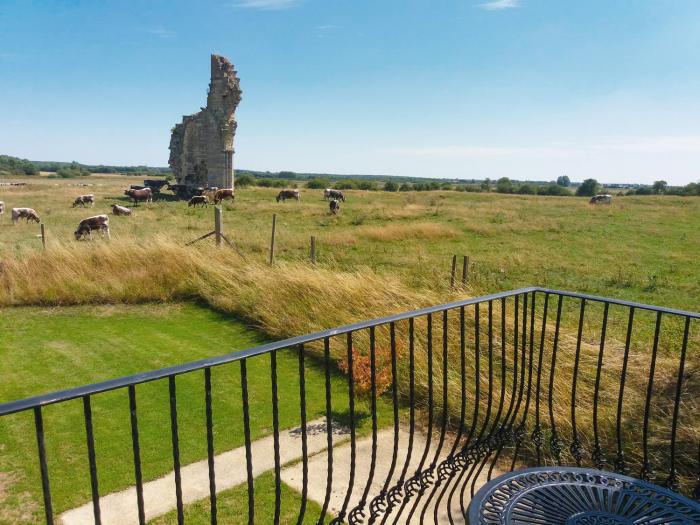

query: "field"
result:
(1, 173), (699, 522)
(0, 173), (698, 311)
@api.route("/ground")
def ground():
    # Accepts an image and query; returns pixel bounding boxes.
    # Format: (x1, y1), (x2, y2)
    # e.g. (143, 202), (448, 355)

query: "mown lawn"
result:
(0, 303), (389, 524)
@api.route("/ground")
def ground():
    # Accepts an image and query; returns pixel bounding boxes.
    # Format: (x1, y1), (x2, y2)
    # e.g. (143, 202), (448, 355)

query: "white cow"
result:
(589, 194), (612, 205)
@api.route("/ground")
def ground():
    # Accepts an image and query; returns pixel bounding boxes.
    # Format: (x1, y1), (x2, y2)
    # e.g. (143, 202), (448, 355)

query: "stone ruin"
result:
(169, 54), (242, 192)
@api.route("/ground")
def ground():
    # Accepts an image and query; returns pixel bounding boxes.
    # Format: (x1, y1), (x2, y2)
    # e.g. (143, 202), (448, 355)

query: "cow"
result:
(111, 204), (132, 216)
(188, 195), (209, 208)
(213, 188), (235, 205)
(323, 188), (346, 202)
(276, 189), (301, 203)
(329, 199), (340, 215)
(72, 194), (95, 208)
(589, 194), (612, 205)
(74, 215), (110, 240)
(0, 201), (4, 219)
(11, 208), (40, 225)
(124, 187), (153, 205)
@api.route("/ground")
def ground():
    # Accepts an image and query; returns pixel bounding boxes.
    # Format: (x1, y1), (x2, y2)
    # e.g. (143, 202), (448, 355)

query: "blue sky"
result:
(2, 0), (699, 184)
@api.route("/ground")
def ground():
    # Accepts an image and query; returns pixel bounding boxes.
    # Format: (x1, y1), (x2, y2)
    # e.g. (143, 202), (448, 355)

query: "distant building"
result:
(169, 55), (242, 191)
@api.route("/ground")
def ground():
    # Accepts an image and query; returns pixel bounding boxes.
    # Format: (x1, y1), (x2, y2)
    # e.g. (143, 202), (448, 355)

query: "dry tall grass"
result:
(1, 239), (697, 491)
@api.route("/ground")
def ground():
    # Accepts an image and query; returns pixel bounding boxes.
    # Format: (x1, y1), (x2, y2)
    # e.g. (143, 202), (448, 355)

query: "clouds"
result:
(232, 0), (299, 9)
(145, 27), (175, 38)
(388, 136), (700, 159)
(478, 0), (519, 10)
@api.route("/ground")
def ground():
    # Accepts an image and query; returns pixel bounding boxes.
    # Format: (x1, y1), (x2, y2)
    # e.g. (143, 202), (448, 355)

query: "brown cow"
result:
(124, 187), (153, 205)
(11, 207), (40, 224)
(213, 188), (235, 205)
(74, 215), (110, 240)
(72, 194), (95, 208)
(329, 199), (340, 214)
(276, 189), (301, 202)
(188, 195), (209, 208)
(111, 204), (132, 216)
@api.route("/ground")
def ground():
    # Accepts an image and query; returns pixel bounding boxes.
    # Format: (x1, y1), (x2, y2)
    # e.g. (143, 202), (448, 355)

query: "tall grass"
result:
(1, 239), (697, 493)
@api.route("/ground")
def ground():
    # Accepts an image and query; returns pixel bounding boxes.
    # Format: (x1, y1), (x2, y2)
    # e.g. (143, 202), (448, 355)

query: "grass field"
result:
(1, 173), (698, 521)
(0, 303), (388, 523)
(0, 173), (698, 311)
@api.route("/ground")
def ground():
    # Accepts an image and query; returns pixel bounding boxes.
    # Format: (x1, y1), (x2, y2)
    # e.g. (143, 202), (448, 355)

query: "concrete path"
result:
(281, 427), (501, 524)
(59, 418), (347, 525)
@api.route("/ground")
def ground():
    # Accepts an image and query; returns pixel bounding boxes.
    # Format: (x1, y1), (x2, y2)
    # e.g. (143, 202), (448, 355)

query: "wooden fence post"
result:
(269, 214), (277, 265)
(450, 254), (457, 289)
(214, 206), (222, 247)
(40, 223), (46, 249)
(310, 236), (316, 265)
(462, 255), (469, 286)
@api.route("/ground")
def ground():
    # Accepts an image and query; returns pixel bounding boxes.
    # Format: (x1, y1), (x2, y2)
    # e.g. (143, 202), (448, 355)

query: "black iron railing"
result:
(0, 287), (698, 524)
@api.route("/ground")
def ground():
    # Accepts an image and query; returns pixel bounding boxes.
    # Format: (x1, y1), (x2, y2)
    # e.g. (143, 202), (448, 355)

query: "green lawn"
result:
(0, 303), (389, 524)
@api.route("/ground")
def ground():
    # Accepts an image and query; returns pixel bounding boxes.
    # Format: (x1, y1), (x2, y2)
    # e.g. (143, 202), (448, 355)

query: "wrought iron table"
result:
(468, 466), (700, 525)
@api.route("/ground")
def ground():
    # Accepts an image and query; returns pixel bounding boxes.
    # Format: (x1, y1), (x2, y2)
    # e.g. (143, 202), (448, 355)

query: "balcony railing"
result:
(0, 287), (698, 524)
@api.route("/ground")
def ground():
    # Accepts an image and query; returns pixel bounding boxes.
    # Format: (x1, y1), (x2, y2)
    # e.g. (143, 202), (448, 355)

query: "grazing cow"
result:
(11, 207), (40, 225)
(188, 195), (209, 208)
(74, 215), (110, 240)
(589, 194), (612, 205)
(72, 194), (95, 208)
(329, 199), (340, 214)
(276, 189), (301, 203)
(213, 188), (235, 205)
(124, 187), (153, 205)
(111, 204), (132, 216)
(323, 189), (346, 202)
(0, 201), (4, 218)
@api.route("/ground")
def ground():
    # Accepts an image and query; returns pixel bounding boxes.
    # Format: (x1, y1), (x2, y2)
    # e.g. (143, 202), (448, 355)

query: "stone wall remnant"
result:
(169, 54), (242, 191)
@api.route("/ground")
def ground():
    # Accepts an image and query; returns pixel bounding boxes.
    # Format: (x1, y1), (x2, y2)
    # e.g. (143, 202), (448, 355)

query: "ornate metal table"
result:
(468, 466), (700, 525)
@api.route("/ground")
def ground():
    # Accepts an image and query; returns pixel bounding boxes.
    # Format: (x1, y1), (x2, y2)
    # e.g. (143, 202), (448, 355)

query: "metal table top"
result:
(468, 466), (700, 525)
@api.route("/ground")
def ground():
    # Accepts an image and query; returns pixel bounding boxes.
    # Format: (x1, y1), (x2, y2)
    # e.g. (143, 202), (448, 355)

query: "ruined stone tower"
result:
(169, 55), (242, 191)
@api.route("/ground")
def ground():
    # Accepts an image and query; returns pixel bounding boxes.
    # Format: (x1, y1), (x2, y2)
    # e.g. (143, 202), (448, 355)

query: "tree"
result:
(576, 178), (600, 197)
(496, 177), (513, 193)
(652, 180), (668, 194)
(517, 183), (537, 195)
(480, 179), (491, 192)
(399, 183), (412, 192)
(556, 175), (571, 187)
(306, 177), (331, 189)
(384, 181), (398, 192)
(236, 174), (255, 186)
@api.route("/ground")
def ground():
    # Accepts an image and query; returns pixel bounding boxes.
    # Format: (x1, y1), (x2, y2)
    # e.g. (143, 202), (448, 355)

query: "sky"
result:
(1, 0), (700, 185)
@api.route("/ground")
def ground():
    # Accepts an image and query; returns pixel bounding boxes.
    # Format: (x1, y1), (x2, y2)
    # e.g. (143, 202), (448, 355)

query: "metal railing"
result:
(0, 287), (698, 524)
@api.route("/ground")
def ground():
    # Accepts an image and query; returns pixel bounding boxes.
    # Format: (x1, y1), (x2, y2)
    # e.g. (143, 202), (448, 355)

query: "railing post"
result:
(310, 235), (316, 265)
(40, 223), (46, 249)
(450, 254), (457, 289)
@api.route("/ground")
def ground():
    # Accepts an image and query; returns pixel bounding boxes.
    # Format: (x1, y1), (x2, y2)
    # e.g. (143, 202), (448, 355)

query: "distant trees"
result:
(306, 177), (331, 189)
(517, 183), (537, 195)
(384, 181), (398, 192)
(236, 174), (255, 186)
(652, 180), (668, 194)
(556, 175), (571, 187)
(0, 155), (39, 176)
(576, 178), (600, 197)
(496, 177), (514, 193)
(399, 183), (412, 191)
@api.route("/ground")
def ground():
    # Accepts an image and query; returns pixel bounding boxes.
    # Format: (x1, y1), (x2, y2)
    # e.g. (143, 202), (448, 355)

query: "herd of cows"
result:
(0, 181), (612, 242)
(0, 184), (347, 241)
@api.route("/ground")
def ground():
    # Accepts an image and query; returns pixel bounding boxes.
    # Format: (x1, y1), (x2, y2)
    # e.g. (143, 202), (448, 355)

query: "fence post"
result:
(269, 214), (277, 265)
(462, 255), (469, 286)
(450, 254), (457, 289)
(310, 236), (316, 265)
(214, 206), (222, 247)
(40, 223), (46, 249)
